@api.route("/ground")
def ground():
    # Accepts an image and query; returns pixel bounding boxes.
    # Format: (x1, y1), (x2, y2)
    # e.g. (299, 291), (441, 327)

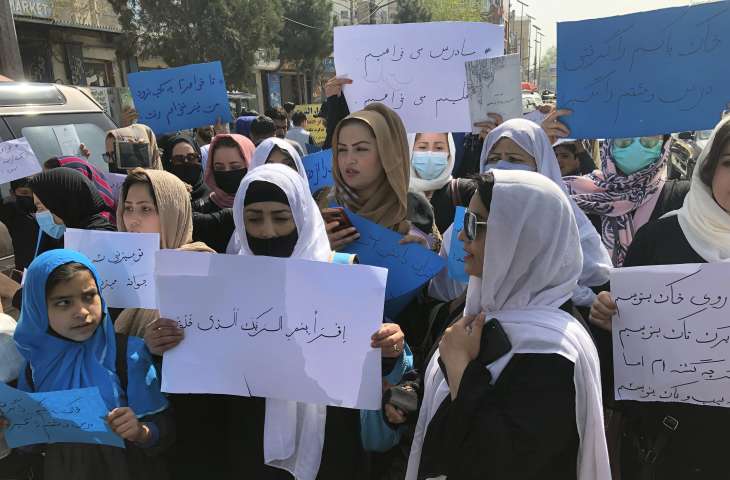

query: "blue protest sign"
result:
(448, 207), (469, 284)
(0, 383), (124, 448)
(302, 149), (334, 193)
(128, 61), (233, 134)
(340, 210), (446, 307)
(557, 3), (730, 138)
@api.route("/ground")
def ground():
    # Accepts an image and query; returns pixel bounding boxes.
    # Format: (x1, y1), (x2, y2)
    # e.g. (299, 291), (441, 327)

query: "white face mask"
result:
(412, 151), (449, 180)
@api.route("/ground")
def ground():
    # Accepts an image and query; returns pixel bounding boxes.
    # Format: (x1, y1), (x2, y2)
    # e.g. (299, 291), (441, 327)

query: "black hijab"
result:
(162, 134), (210, 203)
(29, 167), (114, 231)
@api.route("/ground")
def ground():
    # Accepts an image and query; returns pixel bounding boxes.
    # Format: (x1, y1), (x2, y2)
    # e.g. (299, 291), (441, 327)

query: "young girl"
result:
(7, 249), (172, 480)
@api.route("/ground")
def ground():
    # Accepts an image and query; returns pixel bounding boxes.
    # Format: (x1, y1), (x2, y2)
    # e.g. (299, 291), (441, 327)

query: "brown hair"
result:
(121, 168), (157, 208)
(46, 262), (93, 299)
(700, 121), (730, 188)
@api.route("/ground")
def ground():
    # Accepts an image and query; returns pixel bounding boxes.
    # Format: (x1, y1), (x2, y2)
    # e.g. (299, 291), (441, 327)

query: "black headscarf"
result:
(162, 134), (210, 203)
(28, 168), (114, 231)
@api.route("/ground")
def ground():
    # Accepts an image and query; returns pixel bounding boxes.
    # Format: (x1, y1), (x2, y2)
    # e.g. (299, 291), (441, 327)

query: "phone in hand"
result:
(439, 318), (512, 384)
(322, 207), (353, 233)
(116, 141), (151, 169)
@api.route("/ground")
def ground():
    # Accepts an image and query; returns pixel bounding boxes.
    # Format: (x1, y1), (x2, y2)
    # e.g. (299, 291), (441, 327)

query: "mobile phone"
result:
(439, 318), (512, 383)
(115, 141), (151, 169)
(322, 207), (353, 233)
(386, 385), (418, 414)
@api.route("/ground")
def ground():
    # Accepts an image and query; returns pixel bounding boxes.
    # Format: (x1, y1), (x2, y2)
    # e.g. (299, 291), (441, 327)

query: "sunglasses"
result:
(463, 209), (487, 241)
(102, 152), (116, 163)
(612, 137), (662, 149)
(171, 153), (201, 164)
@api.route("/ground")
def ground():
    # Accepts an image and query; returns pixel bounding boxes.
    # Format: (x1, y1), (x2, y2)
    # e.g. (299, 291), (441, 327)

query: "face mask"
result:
(16, 196), (35, 213)
(612, 141), (662, 175)
(170, 163), (202, 186)
(412, 151), (449, 180)
(485, 160), (536, 172)
(35, 211), (65, 239)
(246, 230), (299, 258)
(214, 168), (247, 195)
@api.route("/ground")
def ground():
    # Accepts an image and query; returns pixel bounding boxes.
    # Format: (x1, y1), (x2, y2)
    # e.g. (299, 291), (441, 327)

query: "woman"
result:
(407, 170), (610, 480)
(105, 124), (163, 173)
(44, 156), (117, 224)
(479, 119), (612, 307)
(231, 164), (410, 479)
(322, 103), (438, 250)
(114, 169), (214, 337)
(160, 134), (211, 210)
(10, 249), (173, 479)
(199, 134), (255, 214)
(589, 116), (730, 479)
(408, 132), (464, 234)
(29, 168), (115, 257)
(249, 137), (307, 181)
(564, 135), (689, 267)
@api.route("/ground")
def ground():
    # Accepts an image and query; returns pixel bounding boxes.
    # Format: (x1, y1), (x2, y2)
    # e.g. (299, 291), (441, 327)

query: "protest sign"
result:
(51, 125), (82, 157)
(557, 3), (730, 138)
(156, 251), (386, 410)
(466, 54), (522, 134)
(64, 229), (159, 309)
(293, 104), (326, 145)
(0, 138), (42, 184)
(447, 207), (469, 284)
(334, 22), (504, 133)
(302, 149), (333, 193)
(128, 61), (232, 134)
(0, 384), (124, 448)
(341, 210), (446, 302)
(612, 263), (730, 408)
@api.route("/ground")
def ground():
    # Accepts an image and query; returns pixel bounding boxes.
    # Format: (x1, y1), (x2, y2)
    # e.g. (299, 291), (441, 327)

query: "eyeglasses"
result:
(171, 153), (201, 164)
(612, 137), (663, 149)
(463, 209), (487, 241)
(102, 152), (116, 163)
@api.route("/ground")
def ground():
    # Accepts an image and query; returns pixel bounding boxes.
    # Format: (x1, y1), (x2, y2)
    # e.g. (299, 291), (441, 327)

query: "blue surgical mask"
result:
(485, 160), (536, 172)
(412, 151), (449, 180)
(35, 211), (66, 239)
(612, 140), (662, 175)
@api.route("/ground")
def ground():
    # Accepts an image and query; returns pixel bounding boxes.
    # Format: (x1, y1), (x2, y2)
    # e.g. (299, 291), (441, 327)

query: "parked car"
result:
(0, 82), (118, 261)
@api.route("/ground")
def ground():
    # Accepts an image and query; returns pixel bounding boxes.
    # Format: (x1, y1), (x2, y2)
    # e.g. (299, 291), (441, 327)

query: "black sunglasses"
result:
(463, 209), (487, 241)
(171, 153), (201, 164)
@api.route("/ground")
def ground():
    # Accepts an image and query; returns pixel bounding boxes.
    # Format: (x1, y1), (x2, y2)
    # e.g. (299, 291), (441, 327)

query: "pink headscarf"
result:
(204, 134), (255, 208)
(564, 139), (670, 267)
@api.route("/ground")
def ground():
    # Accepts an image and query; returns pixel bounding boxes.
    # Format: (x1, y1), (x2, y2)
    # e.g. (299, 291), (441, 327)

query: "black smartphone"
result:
(386, 385), (418, 414)
(439, 318), (512, 383)
(322, 207), (353, 233)
(116, 141), (151, 169)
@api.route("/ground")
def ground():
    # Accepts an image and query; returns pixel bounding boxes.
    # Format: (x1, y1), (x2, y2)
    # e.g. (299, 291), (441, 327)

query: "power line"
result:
(282, 15), (326, 30)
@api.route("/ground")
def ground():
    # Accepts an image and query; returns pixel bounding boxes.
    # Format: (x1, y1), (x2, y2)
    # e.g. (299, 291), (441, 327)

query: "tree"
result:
(395, 0), (432, 23)
(537, 46), (556, 91)
(424, 0), (482, 22)
(108, 0), (284, 89)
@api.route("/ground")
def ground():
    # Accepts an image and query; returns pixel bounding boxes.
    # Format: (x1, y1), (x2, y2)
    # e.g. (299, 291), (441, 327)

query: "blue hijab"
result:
(235, 115), (257, 137)
(14, 249), (168, 417)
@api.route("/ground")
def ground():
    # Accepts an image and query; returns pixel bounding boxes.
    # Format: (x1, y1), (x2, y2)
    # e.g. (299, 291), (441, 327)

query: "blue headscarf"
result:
(14, 249), (168, 417)
(235, 115), (257, 137)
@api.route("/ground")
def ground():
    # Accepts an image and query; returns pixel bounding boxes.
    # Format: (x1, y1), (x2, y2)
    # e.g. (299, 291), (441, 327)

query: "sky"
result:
(523, 0), (713, 51)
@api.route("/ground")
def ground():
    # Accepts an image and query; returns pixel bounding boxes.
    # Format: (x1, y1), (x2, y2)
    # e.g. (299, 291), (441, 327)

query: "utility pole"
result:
(0, 0), (23, 80)
(532, 24), (540, 85)
(526, 14), (534, 85)
(536, 31), (544, 88)
(516, 0), (528, 80)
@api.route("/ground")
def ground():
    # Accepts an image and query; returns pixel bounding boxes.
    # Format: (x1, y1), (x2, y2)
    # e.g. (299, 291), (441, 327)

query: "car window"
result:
(20, 123), (108, 172)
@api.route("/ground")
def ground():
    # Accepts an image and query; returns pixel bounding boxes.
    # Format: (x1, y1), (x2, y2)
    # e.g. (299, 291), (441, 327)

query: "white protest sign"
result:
(612, 263), (730, 408)
(156, 250), (386, 410)
(466, 54), (522, 134)
(334, 22), (504, 133)
(0, 138), (41, 184)
(64, 229), (159, 309)
(51, 125), (82, 157)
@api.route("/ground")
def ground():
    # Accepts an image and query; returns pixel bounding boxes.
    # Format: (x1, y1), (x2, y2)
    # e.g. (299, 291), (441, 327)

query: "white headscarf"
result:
(480, 118), (613, 306)
(407, 132), (456, 194)
(249, 137), (309, 192)
(407, 170), (610, 480)
(663, 115), (730, 262)
(233, 164), (330, 480)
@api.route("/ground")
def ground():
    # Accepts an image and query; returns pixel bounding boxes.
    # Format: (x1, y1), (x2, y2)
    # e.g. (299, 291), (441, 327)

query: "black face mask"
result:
(246, 230), (299, 258)
(170, 163), (202, 186)
(16, 195), (35, 213)
(214, 168), (247, 195)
